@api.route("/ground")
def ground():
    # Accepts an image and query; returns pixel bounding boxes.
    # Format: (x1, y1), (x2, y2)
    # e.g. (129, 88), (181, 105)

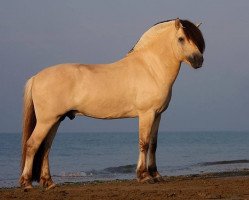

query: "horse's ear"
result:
(175, 18), (181, 30)
(196, 22), (202, 28)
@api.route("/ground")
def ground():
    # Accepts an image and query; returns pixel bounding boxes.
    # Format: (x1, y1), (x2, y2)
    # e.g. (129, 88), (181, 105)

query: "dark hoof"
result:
(137, 175), (155, 184)
(45, 183), (56, 190)
(149, 171), (164, 182)
(137, 177), (155, 184)
(40, 177), (56, 190)
(153, 175), (164, 182)
(23, 185), (33, 192)
(145, 177), (156, 184)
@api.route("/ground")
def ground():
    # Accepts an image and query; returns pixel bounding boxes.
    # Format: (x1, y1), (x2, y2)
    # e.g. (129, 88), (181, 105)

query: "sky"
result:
(0, 0), (249, 133)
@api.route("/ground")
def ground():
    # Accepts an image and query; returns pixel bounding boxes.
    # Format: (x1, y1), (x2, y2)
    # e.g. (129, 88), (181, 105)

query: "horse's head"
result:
(172, 19), (205, 69)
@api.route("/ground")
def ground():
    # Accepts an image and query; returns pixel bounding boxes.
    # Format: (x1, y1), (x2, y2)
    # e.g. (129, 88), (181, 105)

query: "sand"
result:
(1, 171), (249, 200)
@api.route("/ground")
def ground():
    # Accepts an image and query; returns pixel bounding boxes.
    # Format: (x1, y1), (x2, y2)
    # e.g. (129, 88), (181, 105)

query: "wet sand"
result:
(1, 171), (249, 200)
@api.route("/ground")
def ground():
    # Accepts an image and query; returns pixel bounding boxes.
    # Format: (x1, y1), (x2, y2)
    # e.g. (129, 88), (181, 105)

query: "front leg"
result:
(136, 111), (155, 183)
(148, 114), (163, 182)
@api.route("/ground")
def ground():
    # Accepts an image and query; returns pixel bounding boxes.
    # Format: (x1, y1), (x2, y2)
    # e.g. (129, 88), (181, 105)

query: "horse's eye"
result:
(178, 37), (184, 43)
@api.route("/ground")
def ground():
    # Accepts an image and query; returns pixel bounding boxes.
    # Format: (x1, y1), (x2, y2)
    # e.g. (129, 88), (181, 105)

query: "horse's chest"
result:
(155, 90), (172, 113)
(137, 88), (172, 114)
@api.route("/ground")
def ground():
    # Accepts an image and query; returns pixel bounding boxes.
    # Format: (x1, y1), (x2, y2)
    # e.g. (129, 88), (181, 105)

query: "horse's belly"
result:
(76, 100), (137, 119)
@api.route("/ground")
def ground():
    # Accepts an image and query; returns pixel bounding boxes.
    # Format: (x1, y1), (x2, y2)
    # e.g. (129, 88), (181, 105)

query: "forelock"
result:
(180, 20), (205, 53)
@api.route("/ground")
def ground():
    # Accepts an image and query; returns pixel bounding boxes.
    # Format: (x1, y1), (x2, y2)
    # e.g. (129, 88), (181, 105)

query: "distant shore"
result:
(1, 170), (249, 200)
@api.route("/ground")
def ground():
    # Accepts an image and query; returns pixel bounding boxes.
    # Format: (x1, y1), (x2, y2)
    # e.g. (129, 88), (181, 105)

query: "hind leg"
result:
(20, 120), (57, 189)
(39, 122), (60, 189)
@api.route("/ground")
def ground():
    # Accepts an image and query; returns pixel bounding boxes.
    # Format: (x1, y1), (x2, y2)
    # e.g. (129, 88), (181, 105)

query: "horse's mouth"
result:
(191, 62), (203, 69)
(188, 54), (204, 69)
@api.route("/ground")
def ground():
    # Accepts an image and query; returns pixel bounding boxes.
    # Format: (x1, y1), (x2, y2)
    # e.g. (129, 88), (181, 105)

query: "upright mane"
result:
(128, 19), (174, 53)
(129, 19), (205, 54)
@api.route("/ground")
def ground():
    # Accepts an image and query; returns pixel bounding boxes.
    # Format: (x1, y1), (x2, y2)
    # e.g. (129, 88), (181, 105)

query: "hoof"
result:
(145, 177), (155, 184)
(20, 176), (33, 191)
(153, 175), (164, 182)
(45, 183), (56, 190)
(137, 171), (155, 184)
(138, 176), (155, 184)
(149, 171), (164, 182)
(40, 177), (56, 190)
(23, 184), (33, 192)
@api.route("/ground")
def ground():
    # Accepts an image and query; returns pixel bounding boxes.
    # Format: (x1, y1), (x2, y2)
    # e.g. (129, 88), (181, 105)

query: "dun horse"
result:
(20, 18), (205, 189)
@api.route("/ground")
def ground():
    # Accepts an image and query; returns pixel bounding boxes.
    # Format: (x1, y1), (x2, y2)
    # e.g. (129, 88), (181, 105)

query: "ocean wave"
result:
(103, 164), (136, 174)
(55, 164), (136, 178)
(198, 159), (249, 166)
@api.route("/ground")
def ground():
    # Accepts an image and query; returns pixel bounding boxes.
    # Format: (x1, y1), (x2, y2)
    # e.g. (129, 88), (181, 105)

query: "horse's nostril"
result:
(196, 55), (203, 65)
(200, 56), (204, 64)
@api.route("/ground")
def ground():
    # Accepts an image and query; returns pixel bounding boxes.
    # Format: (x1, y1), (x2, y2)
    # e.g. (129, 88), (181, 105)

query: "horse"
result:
(20, 18), (205, 190)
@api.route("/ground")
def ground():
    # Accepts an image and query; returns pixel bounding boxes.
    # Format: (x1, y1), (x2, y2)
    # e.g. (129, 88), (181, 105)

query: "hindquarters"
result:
(20, 76), (62, 187)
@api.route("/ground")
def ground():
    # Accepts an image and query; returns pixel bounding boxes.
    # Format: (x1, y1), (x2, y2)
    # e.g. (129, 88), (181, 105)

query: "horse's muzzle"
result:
(188, 53), (204, 69)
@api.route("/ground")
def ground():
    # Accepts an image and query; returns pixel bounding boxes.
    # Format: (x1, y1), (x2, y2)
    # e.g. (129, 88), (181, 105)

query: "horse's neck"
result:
(163, 61), (181, 87)
(129, 27), (181, 88)
(134, 47), (181, 89)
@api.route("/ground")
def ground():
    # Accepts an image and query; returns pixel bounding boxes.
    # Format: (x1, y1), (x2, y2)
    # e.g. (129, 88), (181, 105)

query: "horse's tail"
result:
(21, 77), (36, 176)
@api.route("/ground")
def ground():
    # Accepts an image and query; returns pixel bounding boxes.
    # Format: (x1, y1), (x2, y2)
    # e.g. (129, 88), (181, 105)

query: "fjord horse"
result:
(20, 18), (205, 189)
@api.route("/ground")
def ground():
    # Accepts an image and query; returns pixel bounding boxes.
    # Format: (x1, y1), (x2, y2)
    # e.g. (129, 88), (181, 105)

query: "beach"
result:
(1, 171), (249, 200)
(1, 132), (249, 199)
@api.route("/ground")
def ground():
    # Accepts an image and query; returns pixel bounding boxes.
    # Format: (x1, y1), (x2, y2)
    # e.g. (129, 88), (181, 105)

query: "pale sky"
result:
(0, 0), (249, 133)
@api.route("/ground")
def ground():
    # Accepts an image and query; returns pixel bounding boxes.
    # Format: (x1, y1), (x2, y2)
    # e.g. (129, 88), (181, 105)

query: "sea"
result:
(1, 131), (249, 188)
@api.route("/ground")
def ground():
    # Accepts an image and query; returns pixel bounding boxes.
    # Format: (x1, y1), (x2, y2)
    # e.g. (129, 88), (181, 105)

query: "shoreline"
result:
(1, 170), (249, 200)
